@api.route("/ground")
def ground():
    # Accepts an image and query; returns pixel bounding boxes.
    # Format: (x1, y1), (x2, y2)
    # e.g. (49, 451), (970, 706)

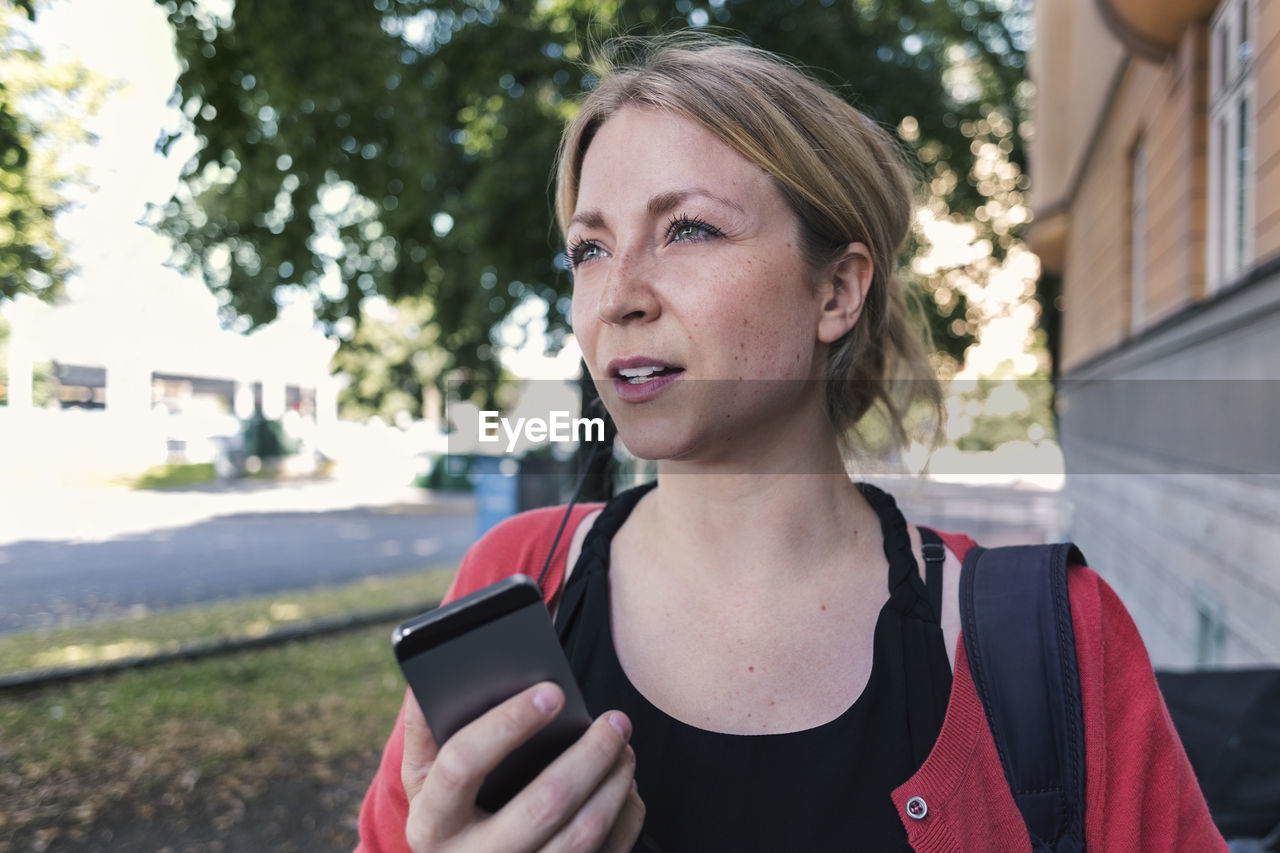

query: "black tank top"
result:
(553, 482), (953, 852)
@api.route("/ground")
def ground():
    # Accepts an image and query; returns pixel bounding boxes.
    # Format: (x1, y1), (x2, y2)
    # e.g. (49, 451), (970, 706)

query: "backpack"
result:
(941, 534), (1090, 853)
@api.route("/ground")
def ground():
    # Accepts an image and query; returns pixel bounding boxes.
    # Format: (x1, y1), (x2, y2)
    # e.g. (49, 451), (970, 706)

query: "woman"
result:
(357, 35), (1225, 852)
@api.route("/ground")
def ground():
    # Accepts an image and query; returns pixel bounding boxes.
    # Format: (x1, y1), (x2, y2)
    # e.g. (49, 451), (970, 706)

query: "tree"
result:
(0, 0), (107, 303)
(154, 0), (1032, 387)
(330, 294), (449, 423)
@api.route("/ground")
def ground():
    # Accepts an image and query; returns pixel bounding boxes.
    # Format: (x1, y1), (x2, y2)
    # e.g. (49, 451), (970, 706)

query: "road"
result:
(0, 478), (478, 635)
(0, 474), (1065, 636)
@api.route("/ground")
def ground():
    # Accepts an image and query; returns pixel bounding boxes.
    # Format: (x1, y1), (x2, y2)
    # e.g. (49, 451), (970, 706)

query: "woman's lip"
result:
(605, 356), (682, 377)
(610, 368), (685, 403)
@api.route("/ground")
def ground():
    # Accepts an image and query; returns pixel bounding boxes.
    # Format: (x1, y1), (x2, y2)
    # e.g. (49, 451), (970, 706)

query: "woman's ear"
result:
(816, 242), (874, 344)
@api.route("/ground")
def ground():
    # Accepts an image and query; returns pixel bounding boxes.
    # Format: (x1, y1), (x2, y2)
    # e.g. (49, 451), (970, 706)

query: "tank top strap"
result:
(856, 482), (938, 625)
(918, 526), (947, 624)
(578, 480), (656, 575)
(856, 483), (953, 758)
(553, 481), (656, 640)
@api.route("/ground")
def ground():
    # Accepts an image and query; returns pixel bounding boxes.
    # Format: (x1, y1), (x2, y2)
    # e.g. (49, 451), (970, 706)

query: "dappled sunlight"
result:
(3, 569), (455, 675)
(267, 602), (303, 622)
(32, 638), (160, 668)
(244, 620), (272, 638)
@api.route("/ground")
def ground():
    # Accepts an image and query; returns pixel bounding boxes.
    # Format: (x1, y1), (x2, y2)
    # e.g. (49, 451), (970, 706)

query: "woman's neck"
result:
(627, 437), (881, 593)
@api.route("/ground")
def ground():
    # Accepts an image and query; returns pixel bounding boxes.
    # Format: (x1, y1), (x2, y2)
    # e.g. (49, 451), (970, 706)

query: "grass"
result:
(128, 462), (218, 490)
(0, 566), (457, 850)
(0, 624), (407, 848)
(0, 566), (455, 675)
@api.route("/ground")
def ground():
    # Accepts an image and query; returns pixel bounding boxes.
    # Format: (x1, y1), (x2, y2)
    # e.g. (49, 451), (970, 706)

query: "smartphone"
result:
(392, 574), (593, 812)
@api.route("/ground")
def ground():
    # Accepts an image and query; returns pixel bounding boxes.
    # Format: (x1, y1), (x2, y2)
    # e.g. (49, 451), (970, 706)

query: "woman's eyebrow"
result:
(569, 187), (747, 232)
(568, 209), (606, 231)
(645, 188), (746, 219)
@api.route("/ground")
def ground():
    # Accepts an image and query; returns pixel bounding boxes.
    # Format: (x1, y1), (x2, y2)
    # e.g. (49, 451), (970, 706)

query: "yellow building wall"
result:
(1028, 0), (1127, 214)
(1146, 29), (1207, 323)
(1060, 27), (1208, 371)
(1256, 0), (1280, 262)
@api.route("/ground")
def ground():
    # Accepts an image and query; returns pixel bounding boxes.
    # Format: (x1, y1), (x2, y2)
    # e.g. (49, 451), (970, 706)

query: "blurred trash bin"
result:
(1156, 667), (1280, 846)
(470, 451), (575, 538)
(471, 455), (520, 537)
(1227, 826), (1280, 853)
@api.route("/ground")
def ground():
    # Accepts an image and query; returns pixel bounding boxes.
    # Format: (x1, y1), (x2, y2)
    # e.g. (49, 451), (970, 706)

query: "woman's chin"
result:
(615, 428), (754, 470)
(614, 435), (687, 464)
(612, 422), (704, 465)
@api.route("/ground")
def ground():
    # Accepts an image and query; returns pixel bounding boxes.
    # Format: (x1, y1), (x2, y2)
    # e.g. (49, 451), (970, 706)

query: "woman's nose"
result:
(596, 251), (661, 325)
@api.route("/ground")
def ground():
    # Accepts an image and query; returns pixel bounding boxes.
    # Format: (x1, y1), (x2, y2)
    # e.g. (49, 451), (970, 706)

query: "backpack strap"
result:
(959, 542), (1089, 853)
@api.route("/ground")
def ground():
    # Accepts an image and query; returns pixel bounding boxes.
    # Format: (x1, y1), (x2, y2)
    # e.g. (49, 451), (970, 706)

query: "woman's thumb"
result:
(400, 690), (439, 800)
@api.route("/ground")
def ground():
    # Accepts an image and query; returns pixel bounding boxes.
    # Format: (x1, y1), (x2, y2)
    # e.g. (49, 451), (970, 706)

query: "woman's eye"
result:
(568, 240), (604, 267)
(667, 215), (721, 244)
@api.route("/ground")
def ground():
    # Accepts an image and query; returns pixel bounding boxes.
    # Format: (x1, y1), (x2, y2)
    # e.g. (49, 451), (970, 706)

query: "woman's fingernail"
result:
(608, 711), (632, 739)
(532, 684), (559, 714)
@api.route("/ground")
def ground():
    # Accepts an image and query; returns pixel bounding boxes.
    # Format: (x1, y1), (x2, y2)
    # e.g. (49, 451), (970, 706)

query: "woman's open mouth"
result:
(617, 365), (681, 384)
(607, 359), (686, 402)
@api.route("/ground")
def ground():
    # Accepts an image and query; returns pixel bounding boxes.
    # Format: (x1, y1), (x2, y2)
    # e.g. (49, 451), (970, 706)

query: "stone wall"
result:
(1060, 268), (1280, 668)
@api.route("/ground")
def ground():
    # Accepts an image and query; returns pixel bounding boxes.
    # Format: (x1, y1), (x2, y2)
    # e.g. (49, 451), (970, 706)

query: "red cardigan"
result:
(356, 504), (1227, 852)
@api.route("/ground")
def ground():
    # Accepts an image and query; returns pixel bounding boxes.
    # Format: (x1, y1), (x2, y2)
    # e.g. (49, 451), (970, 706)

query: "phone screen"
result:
(393, 574), (593, 811)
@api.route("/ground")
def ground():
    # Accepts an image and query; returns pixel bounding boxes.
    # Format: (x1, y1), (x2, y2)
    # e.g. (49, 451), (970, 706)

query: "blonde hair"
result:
(554, 33), (941, 453)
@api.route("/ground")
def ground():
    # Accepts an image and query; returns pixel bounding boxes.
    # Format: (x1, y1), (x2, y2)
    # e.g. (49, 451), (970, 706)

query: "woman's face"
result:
(567, 106), (859, 462)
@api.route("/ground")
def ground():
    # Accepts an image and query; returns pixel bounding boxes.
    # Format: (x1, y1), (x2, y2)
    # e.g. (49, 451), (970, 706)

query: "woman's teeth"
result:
(618, 366), (666, 384)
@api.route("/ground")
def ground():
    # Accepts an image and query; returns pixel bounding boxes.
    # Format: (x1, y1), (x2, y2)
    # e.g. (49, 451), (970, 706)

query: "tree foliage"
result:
(330, 295), (449, 422)
(952, 368), (1056, 451)
(155, 0), (1032, 390)
(0, 0), (106, 303)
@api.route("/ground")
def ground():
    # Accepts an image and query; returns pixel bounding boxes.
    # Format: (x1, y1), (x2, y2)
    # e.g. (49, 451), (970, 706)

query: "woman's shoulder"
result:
(446, 502), (605, 602)
(909, 524), (1108, 671)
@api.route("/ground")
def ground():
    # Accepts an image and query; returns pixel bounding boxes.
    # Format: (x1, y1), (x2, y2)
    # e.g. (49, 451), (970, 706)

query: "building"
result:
(1028, 0), (1279, 666)
(1, 280), (339, 483)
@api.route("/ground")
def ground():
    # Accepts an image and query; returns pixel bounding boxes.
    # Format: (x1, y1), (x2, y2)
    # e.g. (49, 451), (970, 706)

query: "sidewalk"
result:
(866, 477), (1066, 547)
(0, 469), (1061, 549)
(0, 473), (475, 547)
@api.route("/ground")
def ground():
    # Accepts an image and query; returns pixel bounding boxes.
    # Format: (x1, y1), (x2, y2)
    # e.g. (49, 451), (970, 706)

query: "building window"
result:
(1130, 136), (1147, 333)
(1207, 0), (1256, 292)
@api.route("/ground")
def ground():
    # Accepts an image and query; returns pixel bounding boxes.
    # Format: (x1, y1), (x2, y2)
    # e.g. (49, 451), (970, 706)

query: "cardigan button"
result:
(906, 796), (928, 820)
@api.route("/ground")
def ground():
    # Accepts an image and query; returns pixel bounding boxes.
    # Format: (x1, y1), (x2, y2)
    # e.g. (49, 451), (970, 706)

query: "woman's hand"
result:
(401, 682), (646, 852)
